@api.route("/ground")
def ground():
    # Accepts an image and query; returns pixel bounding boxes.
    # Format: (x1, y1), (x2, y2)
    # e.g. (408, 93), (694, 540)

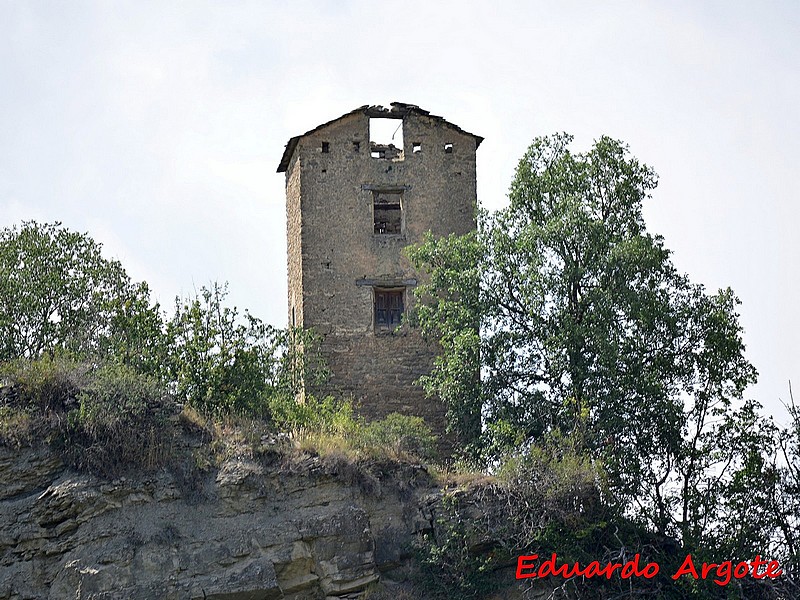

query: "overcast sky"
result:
(1, 1), (797, 420)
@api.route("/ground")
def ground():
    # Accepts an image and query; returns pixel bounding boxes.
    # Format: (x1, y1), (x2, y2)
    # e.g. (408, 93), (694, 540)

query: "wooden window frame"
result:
(374, 288), (404, 332)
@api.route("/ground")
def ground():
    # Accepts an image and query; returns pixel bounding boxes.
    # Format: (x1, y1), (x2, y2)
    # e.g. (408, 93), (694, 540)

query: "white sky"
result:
(1, 1), (797, 421)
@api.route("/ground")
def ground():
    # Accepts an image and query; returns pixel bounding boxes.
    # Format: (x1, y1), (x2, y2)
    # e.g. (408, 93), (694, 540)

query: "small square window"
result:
(373, 190), (402, 234)
(412, 142), (422, 153)
(374, 288), (404, 331)
(444, 142), (453, 153)
(321, 141), (330, 153)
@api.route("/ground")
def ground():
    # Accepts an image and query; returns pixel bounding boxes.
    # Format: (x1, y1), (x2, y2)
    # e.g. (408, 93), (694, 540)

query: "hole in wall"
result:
(373, 190), (402, 234)
(370, 118), (404, 160)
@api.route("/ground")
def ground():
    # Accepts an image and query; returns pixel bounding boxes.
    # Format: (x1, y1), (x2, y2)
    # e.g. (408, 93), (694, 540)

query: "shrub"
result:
(64, 362), (175, 476)
(0, 355), (88, 445)
(0, 357), (175, 476)
(358, 413), (437, 461)
(413, 433), (609, 599)
(270, 395), (437, 463)
(167, 283), (326, 417)
(268, 394), (356, 435)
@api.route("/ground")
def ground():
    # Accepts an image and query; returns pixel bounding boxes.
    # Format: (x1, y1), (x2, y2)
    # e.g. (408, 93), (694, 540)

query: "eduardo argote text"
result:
(516, 553), (783, 587)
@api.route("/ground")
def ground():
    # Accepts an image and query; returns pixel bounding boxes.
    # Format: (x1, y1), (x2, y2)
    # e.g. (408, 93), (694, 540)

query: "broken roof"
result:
(276, 102), (483, 173)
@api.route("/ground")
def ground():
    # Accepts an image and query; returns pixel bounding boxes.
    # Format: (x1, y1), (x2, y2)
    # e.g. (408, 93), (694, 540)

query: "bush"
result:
(268, 394), (357, 436)
(413, 433), (609, 599)
(64, 363), (175, 476)
(269, 395), (437, 463)
(358, 413), (437, 461)
(0, 357), (175, 476)
(167, 283), (326, 417)
(0, 356), (88, 445)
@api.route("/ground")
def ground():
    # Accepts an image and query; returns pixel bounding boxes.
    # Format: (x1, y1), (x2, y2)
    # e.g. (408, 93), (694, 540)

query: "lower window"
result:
(374, 288), (404, 331)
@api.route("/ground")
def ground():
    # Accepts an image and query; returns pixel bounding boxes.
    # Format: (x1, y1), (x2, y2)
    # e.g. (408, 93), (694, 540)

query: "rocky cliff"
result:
(0, 445), (443, 600)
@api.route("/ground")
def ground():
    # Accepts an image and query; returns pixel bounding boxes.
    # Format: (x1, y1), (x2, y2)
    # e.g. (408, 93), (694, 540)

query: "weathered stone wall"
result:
(0, 447), (436, 600)
(283, 105), (479, 429)
(285, 153), (304, 329)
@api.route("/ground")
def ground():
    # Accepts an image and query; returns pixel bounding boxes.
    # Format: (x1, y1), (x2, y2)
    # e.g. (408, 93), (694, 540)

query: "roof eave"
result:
(276, 103), (483, 173)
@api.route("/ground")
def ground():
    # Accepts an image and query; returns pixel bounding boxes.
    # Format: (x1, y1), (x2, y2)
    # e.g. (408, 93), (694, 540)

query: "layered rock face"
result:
(0, 447), (437, 599)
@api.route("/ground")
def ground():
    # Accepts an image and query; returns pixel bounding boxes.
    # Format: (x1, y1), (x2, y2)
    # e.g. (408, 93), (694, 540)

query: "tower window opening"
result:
(321, 141), (330, 153)
(374, 288), (404, 331)
(369, 117), (404, 160)
(444, 142), (453, 153)
(373, 190), (402, 234)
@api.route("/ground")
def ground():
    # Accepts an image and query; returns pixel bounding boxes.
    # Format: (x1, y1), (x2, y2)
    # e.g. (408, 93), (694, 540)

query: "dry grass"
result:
(428, 462), (495, 490)
(0, 406), (34, 447)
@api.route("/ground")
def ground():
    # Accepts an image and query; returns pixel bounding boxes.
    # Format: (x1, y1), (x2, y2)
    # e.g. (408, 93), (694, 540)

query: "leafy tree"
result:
(167, 282), (323, 416)
(774, 394), (800, 585)
(408, 134), (762, 550)
(0, 221), (166, 372)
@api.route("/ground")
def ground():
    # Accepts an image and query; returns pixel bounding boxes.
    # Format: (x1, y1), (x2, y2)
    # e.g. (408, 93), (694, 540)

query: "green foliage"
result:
(406, 231), (483, 448)
(269, 394), (357, 435)
(358, 413), (437, 461)
(1, 357), (174, 476)
(0, 221), (167, 373)
(0, 355), (88, 445)
(727, 393), (800, 594)
(415, 491), (499, 599)
(774, 396), (800, 588)
(415, 434), (610, 599)
(274, 395), (438, 462)
(167, 283), (324, 416)
(408, 134), (767, 556)
(65, 362), (174, 476)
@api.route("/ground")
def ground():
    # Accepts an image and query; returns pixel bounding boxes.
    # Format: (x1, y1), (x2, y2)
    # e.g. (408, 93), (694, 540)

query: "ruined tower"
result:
(278, 102), (481, 431)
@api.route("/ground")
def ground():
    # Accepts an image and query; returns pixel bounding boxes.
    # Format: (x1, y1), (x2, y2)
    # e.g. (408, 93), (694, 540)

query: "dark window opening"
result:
(321, 141), (330, 153)
(353, 141), (360, 152)
(412, 142), (422, 153)
(444, 142), (453, 153)
(373, 190), (402, 234)
(374, 288), (404, 331)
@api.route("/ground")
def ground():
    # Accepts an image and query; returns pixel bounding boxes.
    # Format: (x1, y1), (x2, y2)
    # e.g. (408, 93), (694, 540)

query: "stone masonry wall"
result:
(284, 106), (478, 431)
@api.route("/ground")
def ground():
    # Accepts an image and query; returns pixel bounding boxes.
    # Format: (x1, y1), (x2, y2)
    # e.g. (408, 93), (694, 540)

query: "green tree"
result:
(0, 221), (166, 373)
(774, 394), (800, 586)
(408, 134), (761, 550)
(167, 282), (323, 416)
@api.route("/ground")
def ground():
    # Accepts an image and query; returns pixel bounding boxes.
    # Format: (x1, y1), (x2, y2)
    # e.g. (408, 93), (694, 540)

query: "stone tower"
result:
(278, 102), (481, 432)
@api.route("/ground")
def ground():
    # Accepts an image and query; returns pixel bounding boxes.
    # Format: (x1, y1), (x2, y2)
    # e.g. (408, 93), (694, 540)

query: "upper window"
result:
(373, 190), (402, 235)
(374, 288), (404, 331)
(369, 117), (404, 161)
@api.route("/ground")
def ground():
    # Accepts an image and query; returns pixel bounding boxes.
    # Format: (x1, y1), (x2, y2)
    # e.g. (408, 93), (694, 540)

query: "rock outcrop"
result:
(0, 446), (438, 599)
